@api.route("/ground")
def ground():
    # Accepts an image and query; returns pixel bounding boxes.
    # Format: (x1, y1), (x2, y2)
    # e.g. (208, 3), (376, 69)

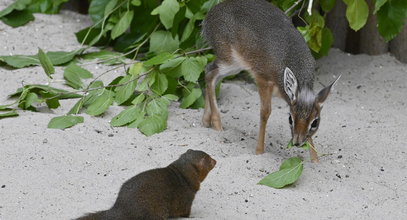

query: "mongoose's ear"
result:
(317, 75), (341, 105)
(283, 67), (298, 104)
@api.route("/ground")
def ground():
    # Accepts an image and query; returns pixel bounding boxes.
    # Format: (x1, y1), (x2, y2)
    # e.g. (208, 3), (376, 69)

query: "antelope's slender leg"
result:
(202, 83), (212, 128)
(255, 79), (273, 155)
(202, 62), (217, 128)
(308, 138), (319, 163)
(202, 63), (222, 130)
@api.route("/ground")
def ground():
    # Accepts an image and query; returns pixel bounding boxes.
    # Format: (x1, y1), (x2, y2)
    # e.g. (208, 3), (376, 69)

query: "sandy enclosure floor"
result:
(1, 7), (407, 220)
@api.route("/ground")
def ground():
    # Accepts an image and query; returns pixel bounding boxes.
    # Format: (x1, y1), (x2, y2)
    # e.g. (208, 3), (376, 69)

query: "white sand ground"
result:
(0, 5), (407, 220)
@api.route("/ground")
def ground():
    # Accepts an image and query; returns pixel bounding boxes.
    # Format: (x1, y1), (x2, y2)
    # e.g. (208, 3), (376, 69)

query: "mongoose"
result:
(75, 149), (216, 220)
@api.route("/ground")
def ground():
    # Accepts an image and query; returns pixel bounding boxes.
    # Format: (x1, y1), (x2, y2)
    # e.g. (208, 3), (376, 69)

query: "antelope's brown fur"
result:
(202, 0), (339, 162)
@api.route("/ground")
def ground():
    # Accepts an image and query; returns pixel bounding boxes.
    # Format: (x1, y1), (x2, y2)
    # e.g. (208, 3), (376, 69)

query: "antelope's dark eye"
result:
(311, 118), (319, 129)
(288, 115), (293, 126)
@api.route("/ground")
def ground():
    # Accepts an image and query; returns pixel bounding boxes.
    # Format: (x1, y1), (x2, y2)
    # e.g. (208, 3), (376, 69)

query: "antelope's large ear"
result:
(284, 67), (298, 104)
(317, 75), (341, 105)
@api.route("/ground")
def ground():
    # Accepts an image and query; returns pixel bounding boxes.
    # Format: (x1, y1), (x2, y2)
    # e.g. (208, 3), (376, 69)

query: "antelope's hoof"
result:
(202, 118), (211, 128)
(311, 158), (320, 163)
(212, 123), (223, 131)
(211, 120), (223, 131)
(255, 148), (264, 155)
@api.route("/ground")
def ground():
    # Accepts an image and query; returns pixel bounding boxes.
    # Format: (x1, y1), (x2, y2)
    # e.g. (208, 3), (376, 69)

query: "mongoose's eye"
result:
(288, 115), (293, 126)
(310, 118), (319, 130)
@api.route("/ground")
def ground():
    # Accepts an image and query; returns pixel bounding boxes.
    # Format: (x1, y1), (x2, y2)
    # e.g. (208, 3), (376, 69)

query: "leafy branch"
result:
(1, 0), (406, 136)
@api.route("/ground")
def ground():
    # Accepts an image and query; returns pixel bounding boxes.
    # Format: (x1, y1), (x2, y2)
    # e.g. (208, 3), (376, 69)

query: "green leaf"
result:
(26, 0), (68, 14)
(86, 89), (114, 116)
(75, 27), (108, 46)
(67, 97), (85, 115)
(0, 104), (13, 111)
(312, 27), (334, 58)
(377, 0), (407, 41)
(81, 50), (124, 65)
(115, 75), (137, 105)
(181, 19), (195, 42)
(149, 31), (180, 53)
(201, 0), (219, 12)
(38, 48), (55, 79)
(138, 114), (167, 136)
(45, 97), (60, 109)
(279, 157), (303, 170)
(104, 0), (118, 16)
(0, 0), (31, 18)
(181, 57), (207, 82)
(64, 63), (93, 89)
(144, 52), (174, 66)
(163, 94), (178, 101)
(88, 0), (110, 25)
(0, 55), (38, 68)
(131, 93), (145, 105)
(111, 10), (134, 40)
(300, 142), (311, 150)
(0, 110), (19, 119)
(111, 106), (143, 127)
(151, 73), (168, 95)
(146, 97), (169, 115)
(24, 92), (40, 109)
(13, 85), (82, 101)
(344, 0), (369, 31)
(320, 0), (336, 12)
(0, 9), (34, 27)
(258, 157), (303, 189)
(0, 50), (79, 68)
(180, 88), (202, 108)
(137, 71), (156, 91)
(46, 50), (80, 65)
(127, 110), (145, 128)
(128, 62), (144, 77)
(48, 115), (84, 129)
(151, 0), (180, 29)
(131, 0), (141, 6)
(374, 0), (387, 14)
(287, 140), (294, 149)
(160, 57), (185, 77)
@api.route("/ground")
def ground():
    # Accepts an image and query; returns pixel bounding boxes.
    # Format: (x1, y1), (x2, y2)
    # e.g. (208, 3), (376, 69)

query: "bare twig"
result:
(182, 47), (212, 56)
(285, 0), (303, 15)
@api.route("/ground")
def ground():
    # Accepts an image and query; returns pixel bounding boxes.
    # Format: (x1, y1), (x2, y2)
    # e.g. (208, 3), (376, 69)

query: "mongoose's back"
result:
(75, 150), (216, 220)
(202, 0), (315, 94)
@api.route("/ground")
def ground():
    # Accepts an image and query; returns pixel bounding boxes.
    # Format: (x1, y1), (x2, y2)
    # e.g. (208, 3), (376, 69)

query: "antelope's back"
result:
(202, 0), (315, 92)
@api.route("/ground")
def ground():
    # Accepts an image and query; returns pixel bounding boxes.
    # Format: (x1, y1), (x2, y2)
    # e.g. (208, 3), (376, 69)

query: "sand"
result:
(0, 6), (406, 220)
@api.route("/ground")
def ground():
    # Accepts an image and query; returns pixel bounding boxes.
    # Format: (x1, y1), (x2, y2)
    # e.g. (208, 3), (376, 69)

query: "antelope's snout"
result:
(292, 120), (308, 147)
(292, 135), (307, 147)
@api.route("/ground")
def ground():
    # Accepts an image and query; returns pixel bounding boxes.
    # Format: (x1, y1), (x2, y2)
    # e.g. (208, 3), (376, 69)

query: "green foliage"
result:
(259, 157), (304, 189)
(1, 0), (406, 136)
(343, 0), (369, 31)
(0, 9), (34, 27)
(376, 0), (407, 42)
(37, 48), (55, 79)
(0, 0), (67, 27)
(0, 105), (19, 119)
(64, 63), (93, 89)
(151, 0), (180, 29)
(48, 115), (84, 129)
(0, 49), (82, 68)
(320, 0), (336, 12)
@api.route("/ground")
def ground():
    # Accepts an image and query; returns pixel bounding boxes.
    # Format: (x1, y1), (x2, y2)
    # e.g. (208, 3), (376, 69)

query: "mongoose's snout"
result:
(209, 157), (217, 169)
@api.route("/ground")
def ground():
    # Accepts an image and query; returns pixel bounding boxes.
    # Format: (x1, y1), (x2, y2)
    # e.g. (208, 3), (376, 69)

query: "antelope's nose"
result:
(293, 142), (300, 147)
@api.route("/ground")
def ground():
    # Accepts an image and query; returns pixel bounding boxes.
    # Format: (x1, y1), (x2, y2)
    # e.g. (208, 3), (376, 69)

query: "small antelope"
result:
(201, 0), (340, 162)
